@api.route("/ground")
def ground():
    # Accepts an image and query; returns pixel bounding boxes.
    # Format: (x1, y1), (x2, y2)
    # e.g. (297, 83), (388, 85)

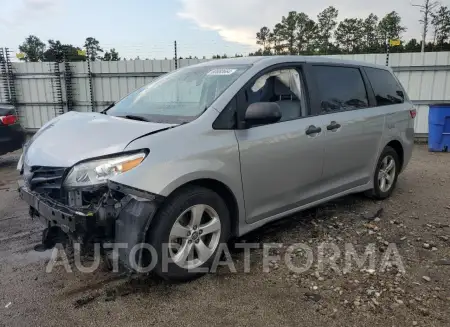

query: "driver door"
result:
(235, 65), (328, 224)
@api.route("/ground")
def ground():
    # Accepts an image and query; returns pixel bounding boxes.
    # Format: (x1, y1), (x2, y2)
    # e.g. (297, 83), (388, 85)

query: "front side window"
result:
(312, 65), (369, 114)
(244, 68), (306, 122)
(364, 67), (405, 106)
(107, 65), (250, 123)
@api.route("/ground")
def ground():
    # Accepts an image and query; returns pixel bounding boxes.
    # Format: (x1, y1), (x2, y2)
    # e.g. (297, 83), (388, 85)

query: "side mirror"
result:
(244, 102), (282, 126)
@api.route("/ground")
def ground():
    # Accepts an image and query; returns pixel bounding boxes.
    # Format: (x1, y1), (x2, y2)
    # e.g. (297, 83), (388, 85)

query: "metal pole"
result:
(386, 40), (390, 67)
(85, 46), (95, 112)
(4, 48), (17, 111)
(174, 40), (178, 70)
(63, 50), (73, 111)
(0, 48), (9, 103)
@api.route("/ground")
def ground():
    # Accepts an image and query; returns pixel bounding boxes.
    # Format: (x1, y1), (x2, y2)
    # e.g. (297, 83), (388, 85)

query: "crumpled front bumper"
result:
(18, 180), (88, 235)
(18, 180), (164, 270)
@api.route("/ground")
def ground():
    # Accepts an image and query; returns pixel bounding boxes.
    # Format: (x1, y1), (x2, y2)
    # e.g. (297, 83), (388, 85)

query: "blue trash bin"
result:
(428, 103), (450, 152)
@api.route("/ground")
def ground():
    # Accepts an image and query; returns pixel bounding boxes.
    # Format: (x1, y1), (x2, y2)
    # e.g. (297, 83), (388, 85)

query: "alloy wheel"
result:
(378, 155), (396, 193)
(168, 204), (221, 269)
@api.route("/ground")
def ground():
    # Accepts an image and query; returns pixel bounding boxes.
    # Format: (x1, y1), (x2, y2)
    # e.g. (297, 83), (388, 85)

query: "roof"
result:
(194, 55), (391, 71)
(193, 56), (266, 66)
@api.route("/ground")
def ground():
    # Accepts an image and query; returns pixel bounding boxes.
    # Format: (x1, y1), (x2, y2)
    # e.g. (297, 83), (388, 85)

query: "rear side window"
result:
(364, 67), (404, 106)
(312, 66), (369, 113)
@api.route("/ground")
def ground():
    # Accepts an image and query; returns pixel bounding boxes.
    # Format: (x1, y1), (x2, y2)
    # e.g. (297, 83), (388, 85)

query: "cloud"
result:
(177, 0), (423, 47)
(23, 0), (58, 10)
(0, 0), (60, 26)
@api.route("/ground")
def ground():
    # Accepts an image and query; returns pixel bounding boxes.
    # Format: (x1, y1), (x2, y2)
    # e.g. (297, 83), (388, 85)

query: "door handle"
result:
(305, 125), (322, 136)
(326, 121), (341, 131)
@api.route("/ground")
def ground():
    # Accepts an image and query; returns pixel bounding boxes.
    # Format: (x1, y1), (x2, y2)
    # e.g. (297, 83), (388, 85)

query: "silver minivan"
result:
(18, 56), (415, 281)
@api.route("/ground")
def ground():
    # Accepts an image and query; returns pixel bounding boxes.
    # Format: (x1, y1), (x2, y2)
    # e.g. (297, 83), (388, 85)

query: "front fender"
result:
(110, 124), (246, 226)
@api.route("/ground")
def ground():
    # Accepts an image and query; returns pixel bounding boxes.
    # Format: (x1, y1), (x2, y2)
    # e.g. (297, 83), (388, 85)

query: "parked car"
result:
(17, 56), (415, 281)
(0, 105), (25, 156)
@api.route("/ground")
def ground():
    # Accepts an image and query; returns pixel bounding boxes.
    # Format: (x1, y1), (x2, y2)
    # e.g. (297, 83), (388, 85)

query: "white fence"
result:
(2, 52), (450, 135)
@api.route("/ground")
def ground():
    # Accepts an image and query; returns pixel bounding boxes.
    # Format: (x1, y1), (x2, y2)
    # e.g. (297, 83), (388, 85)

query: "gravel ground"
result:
(0, 145), (449, 327)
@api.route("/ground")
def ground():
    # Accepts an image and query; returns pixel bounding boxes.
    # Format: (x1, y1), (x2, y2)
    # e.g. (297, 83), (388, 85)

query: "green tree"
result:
(431, 6), (450, 46)
(404, 38), (421, 52)
(43, 40), (64, 62)
(84, 37), (103, 61)
(378, 11), (406, 42)
(362, 14), (380, 53)
(111, 48), (120, 61)
(18, 35), (46, 62)
(335, 18), (365, 53)
(317, 6), (339, 54)
(103, 48), (120, 61)
(295, 13), (318, 54)
(252, 7), (450, 55)
(44, 40), (86, 62)
(269, 23), (287, 54)
(278, 11), (299, 54)
(256, 26), (271, 53)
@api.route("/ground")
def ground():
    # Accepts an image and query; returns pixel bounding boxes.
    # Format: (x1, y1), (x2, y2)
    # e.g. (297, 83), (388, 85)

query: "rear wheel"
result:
(365, 146), (400, 200)
(147, 186), (230, 281)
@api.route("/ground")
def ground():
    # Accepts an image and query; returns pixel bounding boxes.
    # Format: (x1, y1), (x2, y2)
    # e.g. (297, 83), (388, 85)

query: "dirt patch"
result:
(0, 146), (449, 327)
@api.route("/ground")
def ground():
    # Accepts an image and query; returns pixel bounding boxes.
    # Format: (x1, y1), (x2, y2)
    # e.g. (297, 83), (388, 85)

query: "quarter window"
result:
(312, 65), (369, 113)
(365, 67), (405, 106)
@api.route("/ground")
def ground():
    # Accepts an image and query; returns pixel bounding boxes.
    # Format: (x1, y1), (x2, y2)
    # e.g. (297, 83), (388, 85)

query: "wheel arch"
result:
(161, 177), (241, 238)
(385, 139), (404, 171)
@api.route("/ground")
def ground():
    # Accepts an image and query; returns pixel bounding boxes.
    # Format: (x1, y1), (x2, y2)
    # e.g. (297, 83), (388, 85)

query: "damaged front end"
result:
(18, 161), (164, 272)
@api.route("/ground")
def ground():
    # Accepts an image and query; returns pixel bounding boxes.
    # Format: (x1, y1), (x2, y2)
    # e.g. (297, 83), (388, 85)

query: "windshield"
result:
(107, 64), (250, 124)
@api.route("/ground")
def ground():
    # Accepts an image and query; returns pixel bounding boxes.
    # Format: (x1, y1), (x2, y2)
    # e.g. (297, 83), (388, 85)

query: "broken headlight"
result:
(64, 152), (146, 188)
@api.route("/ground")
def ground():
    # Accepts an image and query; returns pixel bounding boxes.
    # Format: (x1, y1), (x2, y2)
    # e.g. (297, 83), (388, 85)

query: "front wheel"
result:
(365, 146), (400, 200)
(146, 186), (230, 281)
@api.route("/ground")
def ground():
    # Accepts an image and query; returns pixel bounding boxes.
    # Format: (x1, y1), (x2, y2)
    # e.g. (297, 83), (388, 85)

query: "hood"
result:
(25, 111), (176, 167)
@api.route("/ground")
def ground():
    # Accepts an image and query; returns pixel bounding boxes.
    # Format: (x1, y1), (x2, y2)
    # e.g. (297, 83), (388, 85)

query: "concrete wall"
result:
(2, 52), (450, 134)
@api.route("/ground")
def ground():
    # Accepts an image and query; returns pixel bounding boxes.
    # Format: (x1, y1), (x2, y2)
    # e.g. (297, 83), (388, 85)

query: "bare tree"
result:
(412, 0), (440, 53)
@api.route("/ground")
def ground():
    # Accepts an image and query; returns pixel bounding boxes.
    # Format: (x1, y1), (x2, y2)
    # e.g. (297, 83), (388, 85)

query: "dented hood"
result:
(25, 111), (176, 167)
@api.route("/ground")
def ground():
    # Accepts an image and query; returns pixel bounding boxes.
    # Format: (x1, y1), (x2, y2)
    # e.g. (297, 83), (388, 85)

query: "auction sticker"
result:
(207, 68), (237, 76)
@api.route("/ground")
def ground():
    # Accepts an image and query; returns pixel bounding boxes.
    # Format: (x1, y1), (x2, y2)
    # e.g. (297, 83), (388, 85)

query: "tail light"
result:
(409, 109), (417, 119)
(0, 115), (18, 125)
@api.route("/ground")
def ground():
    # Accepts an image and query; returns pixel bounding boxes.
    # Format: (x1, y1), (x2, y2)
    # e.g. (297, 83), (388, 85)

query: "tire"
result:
(146, 186), (230, 282)
(365, 146), (400, 200)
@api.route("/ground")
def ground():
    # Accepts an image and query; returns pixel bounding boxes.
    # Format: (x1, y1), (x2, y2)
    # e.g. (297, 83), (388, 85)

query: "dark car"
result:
(0, 105), (25, 156)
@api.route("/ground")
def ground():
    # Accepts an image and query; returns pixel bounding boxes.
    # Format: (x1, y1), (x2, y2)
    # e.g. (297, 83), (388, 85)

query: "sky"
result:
(0, 0), (448, 59)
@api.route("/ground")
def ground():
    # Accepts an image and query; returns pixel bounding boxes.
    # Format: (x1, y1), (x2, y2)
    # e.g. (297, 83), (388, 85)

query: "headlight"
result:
(64, 152), (146, 188)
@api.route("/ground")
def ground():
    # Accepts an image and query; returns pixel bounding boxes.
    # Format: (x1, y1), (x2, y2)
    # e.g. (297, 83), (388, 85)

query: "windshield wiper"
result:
(121, 115), (151, 122)
(101, 102), (115, 114)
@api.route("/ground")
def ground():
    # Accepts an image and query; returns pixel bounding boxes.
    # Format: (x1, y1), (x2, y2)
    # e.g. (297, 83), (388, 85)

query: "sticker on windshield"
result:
(207, 68), (237, 76)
